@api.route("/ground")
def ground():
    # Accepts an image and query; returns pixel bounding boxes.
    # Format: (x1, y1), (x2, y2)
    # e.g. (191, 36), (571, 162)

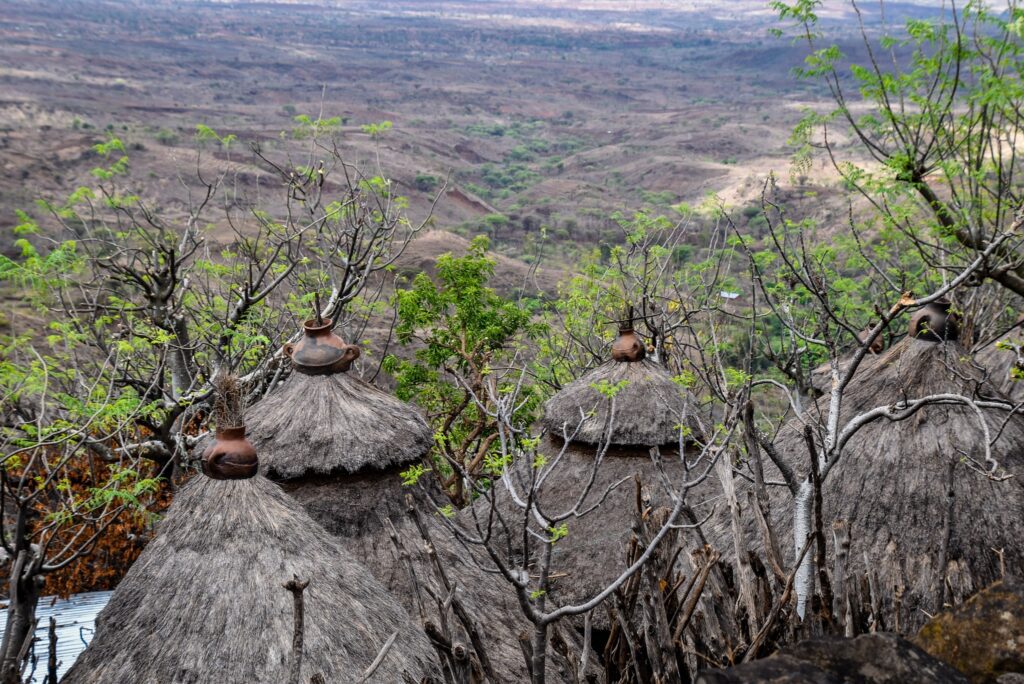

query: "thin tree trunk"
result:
(46, 616), (57, 684)
(168, 315), (196, 400)
(716, 455), (760, 629)
(793, 479), (813, 619)
(832, 520), (851, 635)
(531, 624), (548, 684)
(1, 548), (41, 684)
(807, 441), (833, 624)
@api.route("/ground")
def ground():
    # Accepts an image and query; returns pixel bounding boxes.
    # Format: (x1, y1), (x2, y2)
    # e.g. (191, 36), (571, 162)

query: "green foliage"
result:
(414, 172), (440, 192)
(383, 236), (545, 503)
(639, 189), (677, 206)
(360, 120), (393, 139)
(90, 136), (130, 180)
(0, 230), (80, 297)
(774, 0), (1024, 310)
(194, 124), (236, 149)
(547, 523), (569, 543)
(154, 128), (179, 146)
(400, 463), (429, 486)
(464, 118), (543, 139)
(291, 114), (343, 139)
(389, 236), (540, 372)
(591, 378), (629, 399)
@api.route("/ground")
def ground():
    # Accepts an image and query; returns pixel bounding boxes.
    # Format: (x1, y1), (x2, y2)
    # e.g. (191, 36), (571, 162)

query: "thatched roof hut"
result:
(466, 325), (712, 629)
(244, 319), (538, 682)
(542, 358), (704, 446)
(764, 312), (1024, 632)
(244, 318), (434, 585)
(63, 427), (440, 684)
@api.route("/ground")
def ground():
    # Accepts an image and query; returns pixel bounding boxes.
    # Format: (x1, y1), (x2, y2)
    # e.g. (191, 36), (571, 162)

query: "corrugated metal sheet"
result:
(0, 590), (112, 683)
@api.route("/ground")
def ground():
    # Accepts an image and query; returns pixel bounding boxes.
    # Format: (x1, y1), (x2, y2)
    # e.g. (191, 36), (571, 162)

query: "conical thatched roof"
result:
(247, 371), (432, 479)
(764, 336), (1024, 631)
(542, 358), (703, 447)
(236, 327), (535, 681)
(463, 331), (715, 630)
(62, 475), (441, 684)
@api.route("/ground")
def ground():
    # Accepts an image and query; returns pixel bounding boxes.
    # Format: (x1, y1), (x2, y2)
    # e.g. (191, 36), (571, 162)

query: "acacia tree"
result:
(776, 0), (1024, 327)
(0, 115), (432, 679)
(730, 175), (1024, 620)
(384, 236), (545, 506)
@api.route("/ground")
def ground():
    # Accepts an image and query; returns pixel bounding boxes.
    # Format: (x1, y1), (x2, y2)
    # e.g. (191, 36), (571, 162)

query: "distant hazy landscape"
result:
(0, 0), (945, 273)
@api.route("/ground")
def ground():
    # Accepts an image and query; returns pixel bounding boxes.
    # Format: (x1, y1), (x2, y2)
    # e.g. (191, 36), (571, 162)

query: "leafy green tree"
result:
(0, 116), (429, 675)
(384, 236), (544, 505)
(775, 0), (1024, 333)
(414, 172), (439, 192)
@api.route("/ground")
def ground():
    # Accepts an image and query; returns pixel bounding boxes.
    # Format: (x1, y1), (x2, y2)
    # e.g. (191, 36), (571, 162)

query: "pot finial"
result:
(282, 303), (361, 375)
(909, 299), (959, 342)
(204, 374), (258, 479)
(611, 306), (646, 362)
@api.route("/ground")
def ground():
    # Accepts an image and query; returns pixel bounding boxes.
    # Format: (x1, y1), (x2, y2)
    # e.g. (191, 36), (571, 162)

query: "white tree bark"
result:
(793, 479), (813, 619)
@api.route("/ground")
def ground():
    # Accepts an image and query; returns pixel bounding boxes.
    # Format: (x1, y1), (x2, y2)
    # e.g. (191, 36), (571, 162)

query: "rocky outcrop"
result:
(915, 577), (1024, 683)
(697, 633), (968, 683)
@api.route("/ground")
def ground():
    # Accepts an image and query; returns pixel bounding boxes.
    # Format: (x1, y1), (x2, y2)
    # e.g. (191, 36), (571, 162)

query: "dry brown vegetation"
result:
(0, 0), (932, 276)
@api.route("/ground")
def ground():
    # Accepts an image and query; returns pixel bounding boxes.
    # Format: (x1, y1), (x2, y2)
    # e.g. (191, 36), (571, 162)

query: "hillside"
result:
(0, 0), (896, 269)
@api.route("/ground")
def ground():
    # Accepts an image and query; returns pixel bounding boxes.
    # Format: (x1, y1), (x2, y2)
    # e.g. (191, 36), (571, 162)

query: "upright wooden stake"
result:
(283, 575), (310, 684)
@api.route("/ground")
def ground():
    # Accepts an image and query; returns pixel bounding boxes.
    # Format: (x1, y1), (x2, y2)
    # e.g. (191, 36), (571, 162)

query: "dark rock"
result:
(915, 577), (1024, 683)
(695, 655), (842, 683)
(786, 633), (969, 683)
(699, 633), (968, 683)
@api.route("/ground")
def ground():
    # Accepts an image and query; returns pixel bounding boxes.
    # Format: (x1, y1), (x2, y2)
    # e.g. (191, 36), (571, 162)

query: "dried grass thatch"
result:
(810, 354), (868, 394)
(62, 475), (441, 684)
(213, 372), (245, 428)
(452, 357), (716, 631)
(278, 466), (537, 681)
(243, 372), (535, 682)
(247, 371), (432, 480)
(528, 440), (720, 619)
(756, 337), (1024, 632)
(542, 359), (703, 447)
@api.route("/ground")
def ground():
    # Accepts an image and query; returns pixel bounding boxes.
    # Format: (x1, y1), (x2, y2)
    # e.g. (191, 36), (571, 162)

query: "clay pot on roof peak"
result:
(283, 317), (360, 375)
(909, 299), (959, 342)
(201, 425), (258, 480)
(611, 324), (647, 362)
(611, 307), (647, 363)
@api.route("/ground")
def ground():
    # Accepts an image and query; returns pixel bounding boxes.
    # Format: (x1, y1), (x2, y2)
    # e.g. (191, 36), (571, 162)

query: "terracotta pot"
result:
(909, 300), (959, 342)
(282, 317), (360, 375)
(611, 326), (647, 362)
(855, 327), (885, 354)
(202, 426), (258, 480)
